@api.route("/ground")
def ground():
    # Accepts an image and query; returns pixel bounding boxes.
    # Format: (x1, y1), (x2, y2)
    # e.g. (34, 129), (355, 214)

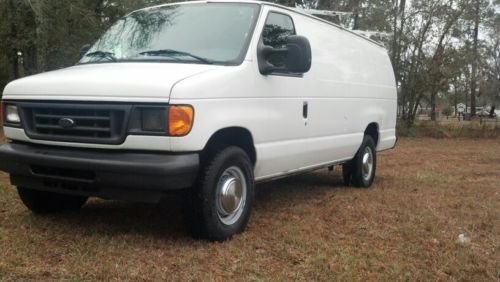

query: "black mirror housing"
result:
(285, 35), (312, 73)
(257, 45), (282, 75)
(258, 35), (312, 75)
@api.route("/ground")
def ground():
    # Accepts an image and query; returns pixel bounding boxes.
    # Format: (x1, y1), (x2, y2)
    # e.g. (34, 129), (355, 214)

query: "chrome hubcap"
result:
(362, 147), (374, 182)
(216, 166), (247, 226)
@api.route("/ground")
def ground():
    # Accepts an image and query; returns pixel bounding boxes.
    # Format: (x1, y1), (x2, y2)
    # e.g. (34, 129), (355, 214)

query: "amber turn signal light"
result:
(168, 105), (194, 136)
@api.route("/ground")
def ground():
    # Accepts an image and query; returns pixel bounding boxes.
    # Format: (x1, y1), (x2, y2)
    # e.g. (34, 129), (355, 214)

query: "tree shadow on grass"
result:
(27, 193), (191, 241)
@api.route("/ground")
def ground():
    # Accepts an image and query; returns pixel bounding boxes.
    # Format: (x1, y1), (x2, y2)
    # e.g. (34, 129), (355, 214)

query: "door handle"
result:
(303, 101), (308, 119)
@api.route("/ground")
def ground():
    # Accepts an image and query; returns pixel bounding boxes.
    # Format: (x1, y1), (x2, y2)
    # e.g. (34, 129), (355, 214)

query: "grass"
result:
(0, 136), (499, 281)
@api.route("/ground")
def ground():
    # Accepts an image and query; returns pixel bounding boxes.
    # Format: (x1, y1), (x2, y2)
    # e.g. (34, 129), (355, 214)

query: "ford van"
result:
(0, 0), (397, 241)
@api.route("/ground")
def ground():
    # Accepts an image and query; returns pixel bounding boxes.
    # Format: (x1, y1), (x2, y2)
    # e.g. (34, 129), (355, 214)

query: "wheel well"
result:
(365, 123), (379, 147)
(202, 127), (257, 165)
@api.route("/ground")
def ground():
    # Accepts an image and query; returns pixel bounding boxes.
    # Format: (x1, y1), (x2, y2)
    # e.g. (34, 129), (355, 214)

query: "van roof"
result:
(132, 0), (386, 49)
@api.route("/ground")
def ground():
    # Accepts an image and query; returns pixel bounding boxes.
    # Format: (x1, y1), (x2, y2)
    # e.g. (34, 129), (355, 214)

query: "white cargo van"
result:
(0, 1), (397, 240)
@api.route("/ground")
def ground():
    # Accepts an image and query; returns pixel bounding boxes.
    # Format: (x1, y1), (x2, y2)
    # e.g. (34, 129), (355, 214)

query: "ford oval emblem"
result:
(58, 118), (75, 128)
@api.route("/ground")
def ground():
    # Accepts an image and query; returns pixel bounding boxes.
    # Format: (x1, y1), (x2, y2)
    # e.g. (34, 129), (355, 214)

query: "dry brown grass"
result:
(0, 137), (499, 281)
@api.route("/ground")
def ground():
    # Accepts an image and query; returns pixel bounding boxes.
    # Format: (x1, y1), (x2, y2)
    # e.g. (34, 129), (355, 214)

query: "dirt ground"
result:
(0, 137), (499, 281)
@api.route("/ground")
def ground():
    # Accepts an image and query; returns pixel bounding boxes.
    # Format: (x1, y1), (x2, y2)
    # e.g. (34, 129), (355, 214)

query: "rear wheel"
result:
(187, 146), (254, 241)
(342, 135), (377, 188)
(17, 187), (88, 214)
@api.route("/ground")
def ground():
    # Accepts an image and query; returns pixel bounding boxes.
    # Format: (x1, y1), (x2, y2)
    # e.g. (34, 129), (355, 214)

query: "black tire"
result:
(187, 146), (254, 241)
(342, 135), (377, 188)
(17, 187), (88, 214)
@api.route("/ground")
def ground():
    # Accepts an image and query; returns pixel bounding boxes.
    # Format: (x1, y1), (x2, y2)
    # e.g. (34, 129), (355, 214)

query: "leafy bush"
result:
(397, 120), (499, 138)
(442, 106), (453, 117)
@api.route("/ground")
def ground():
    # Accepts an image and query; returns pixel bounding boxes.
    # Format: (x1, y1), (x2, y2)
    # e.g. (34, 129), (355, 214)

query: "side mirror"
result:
(258, 35), (312, 75)
(285, 35), (312, 73)
(80, 44), (91, 59)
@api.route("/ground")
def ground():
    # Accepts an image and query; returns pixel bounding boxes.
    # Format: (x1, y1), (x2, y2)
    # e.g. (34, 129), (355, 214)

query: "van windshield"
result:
(80, 3), (260, 65)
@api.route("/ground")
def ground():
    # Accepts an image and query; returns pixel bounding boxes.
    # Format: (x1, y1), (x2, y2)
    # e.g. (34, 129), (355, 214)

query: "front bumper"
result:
(0, 142), (199, 202)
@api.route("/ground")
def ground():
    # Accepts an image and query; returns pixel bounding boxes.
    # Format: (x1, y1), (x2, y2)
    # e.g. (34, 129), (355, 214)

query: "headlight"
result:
(127, 105), (194, 137)
(141, 108), (165, 132)
(128, 106), (168, 134)
(2, 103), (21, 125)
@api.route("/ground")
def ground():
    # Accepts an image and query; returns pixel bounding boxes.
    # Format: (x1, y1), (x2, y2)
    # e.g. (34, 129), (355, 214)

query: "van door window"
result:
(261, 12), (296, 69)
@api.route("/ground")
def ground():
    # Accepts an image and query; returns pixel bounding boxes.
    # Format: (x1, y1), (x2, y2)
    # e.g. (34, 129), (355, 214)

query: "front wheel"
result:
(187, 146), (254, 241)
(342, 135), (377, 188)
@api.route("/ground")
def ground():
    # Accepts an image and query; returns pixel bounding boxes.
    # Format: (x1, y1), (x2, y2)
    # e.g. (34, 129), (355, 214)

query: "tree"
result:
(481, 4), (500, 113)
(0, 0), (170, 95)
(396, 0), (467, 124)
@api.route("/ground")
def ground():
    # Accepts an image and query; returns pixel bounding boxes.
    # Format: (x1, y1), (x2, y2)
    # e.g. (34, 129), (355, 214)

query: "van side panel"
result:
(170, 5), (397, 180)
(290, 11), (397, 159)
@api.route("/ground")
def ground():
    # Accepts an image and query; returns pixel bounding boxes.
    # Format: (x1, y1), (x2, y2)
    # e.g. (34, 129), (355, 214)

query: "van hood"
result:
(2, 63), (217, 102)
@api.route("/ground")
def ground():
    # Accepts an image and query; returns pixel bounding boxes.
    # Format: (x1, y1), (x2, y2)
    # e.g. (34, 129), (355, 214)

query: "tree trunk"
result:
(27, 0), (48, 73)
(430, 92), (436, 121)
(427, 3), (464, 121)
(6, 0), (19, 79)
(470, 0), (480, 117)
(453, 79), (458, 115)
(350, 0), (361, 30)
(9, 50), (19, 80)
(391, 0), (399, 71)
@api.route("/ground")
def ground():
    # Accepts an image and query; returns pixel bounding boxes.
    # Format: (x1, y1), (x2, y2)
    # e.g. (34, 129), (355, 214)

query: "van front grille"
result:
(18, 103), (132, 145)
(32, 108), (113, 138)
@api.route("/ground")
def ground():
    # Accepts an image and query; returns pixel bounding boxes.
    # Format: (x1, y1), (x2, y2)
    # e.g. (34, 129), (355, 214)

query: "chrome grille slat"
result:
(33, 113), (111, 121)
(34, 124), (112, 132)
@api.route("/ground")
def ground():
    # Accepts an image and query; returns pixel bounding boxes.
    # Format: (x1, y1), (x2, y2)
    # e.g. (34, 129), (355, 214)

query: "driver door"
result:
(253, 10), (311, 179)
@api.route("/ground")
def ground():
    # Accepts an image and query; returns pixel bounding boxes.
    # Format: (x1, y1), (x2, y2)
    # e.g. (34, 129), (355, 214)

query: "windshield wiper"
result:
(85, 51), (117, 62)
(139, 49), (213, 64)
